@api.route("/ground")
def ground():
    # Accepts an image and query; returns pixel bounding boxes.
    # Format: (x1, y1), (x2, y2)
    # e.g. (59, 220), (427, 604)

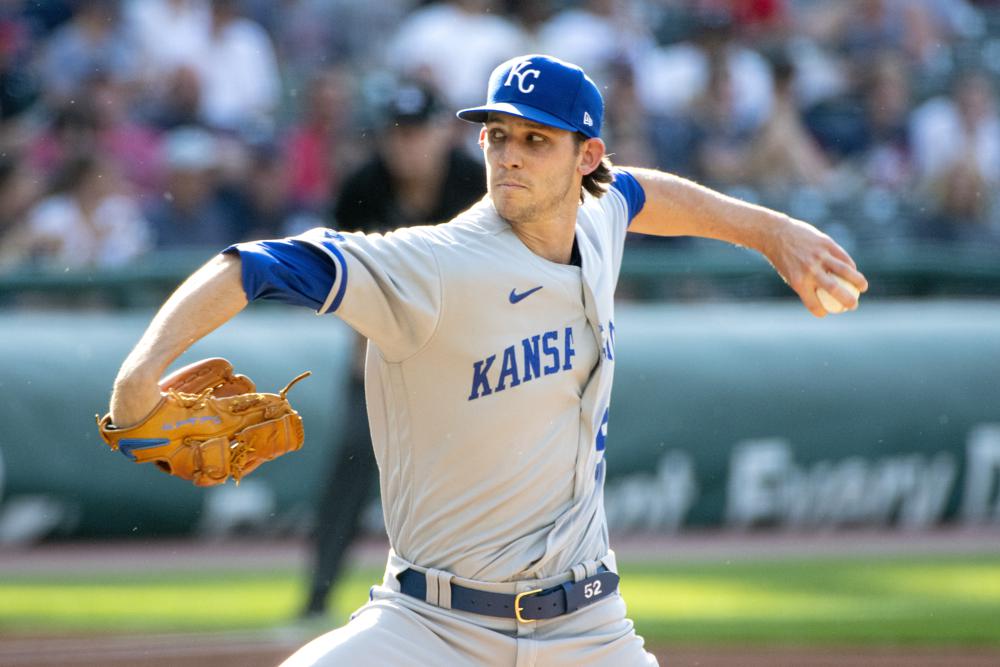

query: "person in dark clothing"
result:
(301, 79), (486, 619)
(333, 84), (486, 232)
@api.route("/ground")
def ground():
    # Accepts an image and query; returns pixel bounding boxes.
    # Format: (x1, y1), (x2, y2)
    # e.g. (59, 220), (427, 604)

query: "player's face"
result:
(480, 115), (582, 225)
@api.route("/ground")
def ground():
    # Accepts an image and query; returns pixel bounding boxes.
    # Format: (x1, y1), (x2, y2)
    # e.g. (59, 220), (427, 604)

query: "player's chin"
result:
(494, 200), (531, 224)
(495, 182), (533, 202)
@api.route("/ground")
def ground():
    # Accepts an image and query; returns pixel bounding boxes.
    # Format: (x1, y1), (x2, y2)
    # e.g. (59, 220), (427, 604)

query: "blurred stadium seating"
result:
(0, 0), (998, 304)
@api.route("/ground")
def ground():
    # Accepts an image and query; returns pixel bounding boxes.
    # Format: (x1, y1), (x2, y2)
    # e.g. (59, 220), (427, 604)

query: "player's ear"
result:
(577, 137), (606, 176)
(478, 127), (487, 149)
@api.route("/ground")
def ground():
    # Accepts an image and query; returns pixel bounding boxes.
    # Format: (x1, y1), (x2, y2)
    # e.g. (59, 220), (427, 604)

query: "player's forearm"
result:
(626, 167), (790, 256)
(626, 167), (868, 317)
(109, 253), (248, 426)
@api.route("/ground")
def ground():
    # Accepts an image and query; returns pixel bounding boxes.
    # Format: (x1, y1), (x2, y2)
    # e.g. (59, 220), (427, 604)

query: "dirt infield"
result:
(0, 526), (1000, 575)
(3, 525), (998, 574)
(0, 632), (297, 667)
(3, 632), (1000, 667)
(2, 527), (999, 666)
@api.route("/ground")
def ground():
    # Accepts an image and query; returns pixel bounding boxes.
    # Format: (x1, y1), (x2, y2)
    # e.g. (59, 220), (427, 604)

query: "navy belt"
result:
(396, 566), (619, 622)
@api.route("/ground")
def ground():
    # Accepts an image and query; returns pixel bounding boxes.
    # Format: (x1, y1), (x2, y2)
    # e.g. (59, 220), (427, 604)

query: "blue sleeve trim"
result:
(306, 238), (349, 313)
(223, 234), (341, 312)
(610, 168), (646, 226)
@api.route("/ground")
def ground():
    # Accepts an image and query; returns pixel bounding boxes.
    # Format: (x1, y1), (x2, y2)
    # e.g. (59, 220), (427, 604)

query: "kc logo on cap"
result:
(457, 54), (605, 139)
(504, 59), (542, 94)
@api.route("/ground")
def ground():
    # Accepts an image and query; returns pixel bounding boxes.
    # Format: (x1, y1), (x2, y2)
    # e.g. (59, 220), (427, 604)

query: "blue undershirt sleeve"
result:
(610, 168), (646, 226)
(223, 237), (337, 311)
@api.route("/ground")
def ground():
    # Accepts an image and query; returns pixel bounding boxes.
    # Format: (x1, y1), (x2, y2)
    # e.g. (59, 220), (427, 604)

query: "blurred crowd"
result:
(2, 0), (1000, 272)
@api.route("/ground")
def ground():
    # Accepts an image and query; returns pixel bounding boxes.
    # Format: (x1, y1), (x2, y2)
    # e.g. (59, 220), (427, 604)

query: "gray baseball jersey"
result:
(233, 170), (652, 665)
(231, 171), (641, 583)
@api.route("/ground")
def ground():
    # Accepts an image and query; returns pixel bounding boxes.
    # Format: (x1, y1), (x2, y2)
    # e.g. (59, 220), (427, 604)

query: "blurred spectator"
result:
(0, 9), (39, 122)
(16, 0), (75, 38)
(536, 0), (653, 83)
(244, 0), (337, 94)
(736, 52), (831, 195)
(89, 74), (162, 196)
(635, 10), (774, 133)
(911, 70), (1000, 187)
(144, 65), (204, 131)
(686, 53), (757, 185)
(26, 102), (100, 180)
(911, 70), (1000, 242)
(332, 80), (486, 231)
(223, 142), (307, 241)
(124, 0), (209, 130)
(388, 0), (530, 108)
(250, 0), (410, 91)
(124, 0), (211, 84)
(916, 157), (999, 243)
(0, 152), (43, 244)
(506, 0), (552, 36)
(1, 154), (150, 269)
(857, 53), (915, 192)
(803, 50), (912, 169)
(601, 58), (656, 169)
(284, 66), (361, 213)
(301, 79), (487, 620)
(0, 0), (997, 281)
(722, 0), (793, 42)
(684, 49), (830, 198)
(26, 77), (161, 196)
(144, 126), (235, 250)
(195, 0), (280, 136)
(833, 0), (921, 65)
(799, 0), (984, 81)
(37, 0), (136, 104)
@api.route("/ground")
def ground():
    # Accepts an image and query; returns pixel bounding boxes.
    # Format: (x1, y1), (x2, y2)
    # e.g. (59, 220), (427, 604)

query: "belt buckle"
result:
(514, 588), (542, 623)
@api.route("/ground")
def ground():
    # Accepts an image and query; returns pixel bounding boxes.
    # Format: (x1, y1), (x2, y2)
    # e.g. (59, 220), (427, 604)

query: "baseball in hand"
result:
(816, 275), (860, 314)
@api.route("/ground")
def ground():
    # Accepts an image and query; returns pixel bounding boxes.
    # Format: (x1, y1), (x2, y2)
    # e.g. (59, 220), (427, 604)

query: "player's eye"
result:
(527, 133), (546, 143)
(488, 128), (505, 142)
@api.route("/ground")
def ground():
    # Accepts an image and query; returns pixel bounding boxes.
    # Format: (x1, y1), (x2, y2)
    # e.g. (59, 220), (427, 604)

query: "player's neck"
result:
(509, 214), (577, 265)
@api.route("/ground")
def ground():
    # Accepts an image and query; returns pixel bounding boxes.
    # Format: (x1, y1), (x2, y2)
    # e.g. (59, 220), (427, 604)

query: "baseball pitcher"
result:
(102, 55), (867, 666)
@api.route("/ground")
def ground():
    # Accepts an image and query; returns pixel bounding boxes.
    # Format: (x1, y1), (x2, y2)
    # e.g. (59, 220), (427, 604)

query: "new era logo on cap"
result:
(457, 54), (604, 139)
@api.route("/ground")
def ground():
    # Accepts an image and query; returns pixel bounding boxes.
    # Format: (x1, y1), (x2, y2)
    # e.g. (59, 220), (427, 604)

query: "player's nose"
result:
(496, 142), (523, 169)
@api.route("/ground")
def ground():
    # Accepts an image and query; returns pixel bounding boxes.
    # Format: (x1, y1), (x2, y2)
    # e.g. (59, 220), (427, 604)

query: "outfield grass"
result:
(2, 553), (999, 645)
(621, 555), (1000, 645)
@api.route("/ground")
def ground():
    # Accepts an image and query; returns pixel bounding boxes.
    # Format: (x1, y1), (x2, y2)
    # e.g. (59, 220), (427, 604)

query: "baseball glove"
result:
(97, 358), (311, 486)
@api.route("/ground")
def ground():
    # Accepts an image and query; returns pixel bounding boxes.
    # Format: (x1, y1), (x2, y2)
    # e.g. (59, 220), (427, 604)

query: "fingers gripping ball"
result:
(816, 274), (861, 315)
(97, 358), (311, 486)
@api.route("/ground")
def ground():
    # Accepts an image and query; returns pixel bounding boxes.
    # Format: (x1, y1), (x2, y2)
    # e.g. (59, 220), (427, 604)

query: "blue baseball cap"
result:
(457, 54), (604, 138)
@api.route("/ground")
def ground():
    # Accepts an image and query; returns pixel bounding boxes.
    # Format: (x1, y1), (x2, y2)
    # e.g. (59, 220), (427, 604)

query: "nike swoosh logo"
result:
(509, 286), (543, 304)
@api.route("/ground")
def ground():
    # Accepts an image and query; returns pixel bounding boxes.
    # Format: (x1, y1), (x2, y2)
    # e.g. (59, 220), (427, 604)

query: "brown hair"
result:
(574, 133), (614, 201)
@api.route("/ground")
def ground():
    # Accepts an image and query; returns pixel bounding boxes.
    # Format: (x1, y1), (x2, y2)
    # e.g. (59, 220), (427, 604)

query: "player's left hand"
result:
(97, 358), (311, 486)
(764, 216), (868, 318)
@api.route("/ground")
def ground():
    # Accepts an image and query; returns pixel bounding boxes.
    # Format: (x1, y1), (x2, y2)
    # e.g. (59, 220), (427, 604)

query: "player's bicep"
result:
(626, 167), (768, 240)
